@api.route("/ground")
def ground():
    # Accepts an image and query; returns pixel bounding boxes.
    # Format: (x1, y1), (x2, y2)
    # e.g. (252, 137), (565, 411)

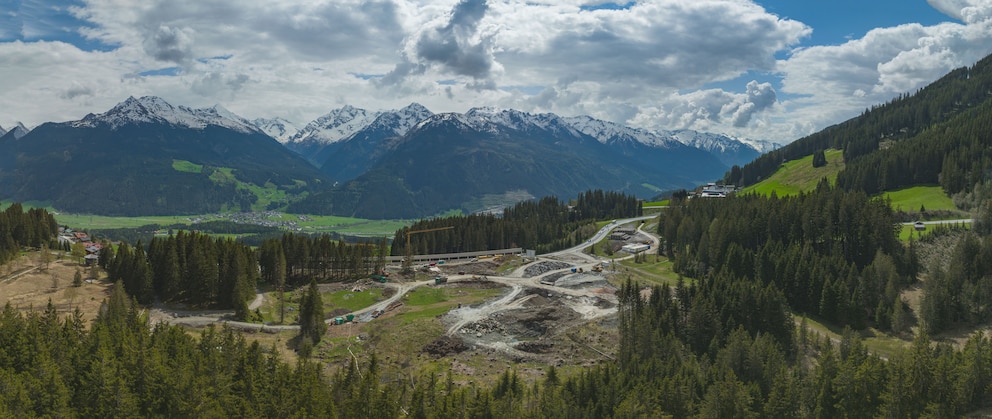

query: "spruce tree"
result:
(298, 279), (324, 345)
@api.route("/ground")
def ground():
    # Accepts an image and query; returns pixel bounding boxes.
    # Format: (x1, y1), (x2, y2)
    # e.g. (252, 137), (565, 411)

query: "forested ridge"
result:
(729, 52), (992, 192)
(391, 190), (642, 256)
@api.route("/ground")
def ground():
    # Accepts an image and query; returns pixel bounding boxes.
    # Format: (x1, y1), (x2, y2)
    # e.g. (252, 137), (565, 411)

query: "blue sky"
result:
(759, 0), (952, 46)
(2, 0), (992, 143)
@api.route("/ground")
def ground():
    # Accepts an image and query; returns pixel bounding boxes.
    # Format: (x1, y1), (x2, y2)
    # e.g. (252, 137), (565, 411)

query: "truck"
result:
(371, 274), (388, 283)
(434, 276), (448, 285)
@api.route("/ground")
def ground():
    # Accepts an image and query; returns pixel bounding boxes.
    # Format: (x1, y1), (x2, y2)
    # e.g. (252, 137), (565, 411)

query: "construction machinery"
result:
(404, 226), (454, 252)
(400, 226), (455, 273)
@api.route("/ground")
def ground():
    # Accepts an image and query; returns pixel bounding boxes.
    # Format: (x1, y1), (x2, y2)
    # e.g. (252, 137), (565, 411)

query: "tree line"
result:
(257, 233), (389, 288)
(103, 231), (258, 317)
(101, 230), (390, 316)
(391, 190), (642, 256)
(658, 184), (917, 331)
(0, 202), (59, 265)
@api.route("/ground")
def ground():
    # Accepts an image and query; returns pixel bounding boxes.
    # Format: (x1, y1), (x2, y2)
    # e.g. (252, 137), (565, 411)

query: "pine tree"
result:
(298, 279), (324, 346)
(812, 149), (827, 168)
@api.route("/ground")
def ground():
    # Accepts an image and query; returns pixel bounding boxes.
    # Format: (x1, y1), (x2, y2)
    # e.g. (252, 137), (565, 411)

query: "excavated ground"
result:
(428, 285), (618, 364)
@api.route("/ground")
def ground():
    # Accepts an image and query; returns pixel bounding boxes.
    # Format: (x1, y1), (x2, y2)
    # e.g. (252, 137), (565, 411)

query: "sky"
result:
(1, 0), (991, 144)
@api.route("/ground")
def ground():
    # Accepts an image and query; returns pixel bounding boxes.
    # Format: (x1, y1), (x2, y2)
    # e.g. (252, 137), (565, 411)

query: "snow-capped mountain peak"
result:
(562, 115), (683, 149)
(73, 96), (260, 134)
(669, 129), (777, 154)
(368, 103), (434, 137)
(251, 117), (301, 143)
(465, 107), (586, 138)
(9, 122), (30, 139)
(288, 105), (382, 145)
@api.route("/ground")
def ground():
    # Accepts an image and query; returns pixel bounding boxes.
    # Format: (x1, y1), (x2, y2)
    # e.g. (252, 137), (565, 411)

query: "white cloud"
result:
(928, 0), (992, 23)
(1, 0), (991, 143)
(773, 12), (992, 141)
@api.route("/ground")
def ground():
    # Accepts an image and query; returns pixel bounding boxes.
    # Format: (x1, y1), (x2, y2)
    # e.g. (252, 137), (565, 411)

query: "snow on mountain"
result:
(288, 105), (382, 145)
(562, 115), (684, 149)
(737, 137), (780, 154)
(10, 122), (29, 139)
(0, 122), (31, 139)
(466, 107), (587, 139)
(364, 103), (434, 137)
(252, 117), (301, 143)
(72, 96), (260, 134)
(669, 130), (777, 154)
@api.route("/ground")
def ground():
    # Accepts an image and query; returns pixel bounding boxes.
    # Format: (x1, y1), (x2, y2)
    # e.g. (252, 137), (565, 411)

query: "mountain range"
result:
(0, 122), (30, 140)
(0, 96), (775, 218)
(0, 96), (326, 216)
(281, 106), (767, 218)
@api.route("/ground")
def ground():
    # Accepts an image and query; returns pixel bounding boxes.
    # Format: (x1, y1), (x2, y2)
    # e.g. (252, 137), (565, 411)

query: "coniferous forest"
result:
(0, 202), (59, 264)
(1, 276), (990, 417)
(104, 231), (390, 314)
(659, 183), (914, 332)
(391, 190), (642, 256)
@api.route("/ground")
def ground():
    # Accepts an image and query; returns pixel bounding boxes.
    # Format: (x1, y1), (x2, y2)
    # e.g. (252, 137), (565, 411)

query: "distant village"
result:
(185, 211), (311, 231)
(57, 227), (102, 266)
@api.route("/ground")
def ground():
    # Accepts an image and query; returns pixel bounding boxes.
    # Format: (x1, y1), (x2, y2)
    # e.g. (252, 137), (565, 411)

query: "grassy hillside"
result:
(741, 149), (844, 196)
(883, 185), (958, 213)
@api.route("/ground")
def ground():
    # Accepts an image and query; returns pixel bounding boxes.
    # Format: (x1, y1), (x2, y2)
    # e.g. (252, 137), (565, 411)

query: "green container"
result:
(334, 317), (344, 325)
(346, 314), (355, 322)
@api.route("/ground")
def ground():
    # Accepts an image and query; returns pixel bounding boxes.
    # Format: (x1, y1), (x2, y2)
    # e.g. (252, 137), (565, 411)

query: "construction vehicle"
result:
(592, 264), (603, 272)
(434, 276), (448, 285)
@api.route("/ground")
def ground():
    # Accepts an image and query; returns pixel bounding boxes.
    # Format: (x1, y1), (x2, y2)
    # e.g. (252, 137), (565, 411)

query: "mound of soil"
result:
(498, 306), (581, 339)
(423, 336), (469, 358)
(523, 261), (572, 278)
(446, 261), (501, 276)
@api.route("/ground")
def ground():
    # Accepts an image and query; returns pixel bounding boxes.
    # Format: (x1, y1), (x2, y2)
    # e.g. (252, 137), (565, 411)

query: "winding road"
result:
(154, 214), (660, 333)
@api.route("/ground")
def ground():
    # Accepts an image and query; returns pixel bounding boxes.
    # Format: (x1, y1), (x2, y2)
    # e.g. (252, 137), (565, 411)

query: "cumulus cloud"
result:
(928, 0), (992, 23)
(4, 0), (992, 144)
(145, 25), (194, 64)
(410, 0), (499, 81)
(622, 81), (777, 132)
(775, 8), (992, 141)
(59, 82), (94, 99)
(190, 72), (251, 98)
(495, 1), (809, 90)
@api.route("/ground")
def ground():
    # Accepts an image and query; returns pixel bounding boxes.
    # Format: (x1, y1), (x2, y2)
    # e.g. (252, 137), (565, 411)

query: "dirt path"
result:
(248, 292), (265, 310)
(446, 284), (525, 336)
(0, 266), (40, 284)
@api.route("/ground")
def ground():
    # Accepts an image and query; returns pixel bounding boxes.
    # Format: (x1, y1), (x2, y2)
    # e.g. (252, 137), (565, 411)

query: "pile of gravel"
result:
(523, 261), (572, 277)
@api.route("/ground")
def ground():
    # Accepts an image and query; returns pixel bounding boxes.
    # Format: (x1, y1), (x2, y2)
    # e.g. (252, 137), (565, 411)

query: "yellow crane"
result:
(400, 226), (454, 275)
(404, 226), (455, 250)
